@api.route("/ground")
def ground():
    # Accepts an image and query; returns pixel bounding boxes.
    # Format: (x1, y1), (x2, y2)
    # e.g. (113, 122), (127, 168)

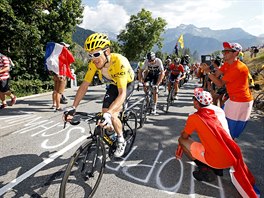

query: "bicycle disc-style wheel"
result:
(59, 140), (106, 198)
(122, 110), (137, 156)
(139, 98), (147, 128)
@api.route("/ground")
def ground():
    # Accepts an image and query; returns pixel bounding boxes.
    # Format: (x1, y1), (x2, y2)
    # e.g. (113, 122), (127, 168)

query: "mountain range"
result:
(73, 24), (264, 56)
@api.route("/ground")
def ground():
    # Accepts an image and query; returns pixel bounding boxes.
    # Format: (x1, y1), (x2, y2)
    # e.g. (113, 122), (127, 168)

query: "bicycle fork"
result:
(82, 138), (102, 180)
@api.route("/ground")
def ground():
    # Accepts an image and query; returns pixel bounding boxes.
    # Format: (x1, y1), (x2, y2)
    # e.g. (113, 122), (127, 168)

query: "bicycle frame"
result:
(144, 81), (158, 114)
(166, 79), (177, 112)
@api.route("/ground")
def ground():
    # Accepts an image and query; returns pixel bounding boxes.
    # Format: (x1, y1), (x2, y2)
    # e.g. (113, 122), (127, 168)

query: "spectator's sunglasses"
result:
(221, 49), (236, 54)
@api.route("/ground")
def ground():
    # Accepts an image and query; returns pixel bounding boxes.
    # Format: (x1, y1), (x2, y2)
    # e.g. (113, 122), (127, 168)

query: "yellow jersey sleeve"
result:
(84, 62), (98, 83)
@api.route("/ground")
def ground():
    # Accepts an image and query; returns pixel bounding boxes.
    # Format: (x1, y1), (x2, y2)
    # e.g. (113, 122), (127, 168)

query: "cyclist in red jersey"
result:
(167, 58), (185, 100)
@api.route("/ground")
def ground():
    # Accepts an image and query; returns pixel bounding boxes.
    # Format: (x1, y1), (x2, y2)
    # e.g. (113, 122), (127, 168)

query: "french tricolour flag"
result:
(44, 42), (75, 80)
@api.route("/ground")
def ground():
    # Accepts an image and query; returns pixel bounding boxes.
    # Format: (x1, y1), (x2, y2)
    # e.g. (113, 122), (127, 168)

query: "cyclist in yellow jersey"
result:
(65, 33), (135, 157)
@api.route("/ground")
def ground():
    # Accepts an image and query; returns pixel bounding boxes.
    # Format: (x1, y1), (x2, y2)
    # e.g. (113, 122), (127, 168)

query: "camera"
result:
(209, 64), (215, 73)
(201, 55), (211, 66)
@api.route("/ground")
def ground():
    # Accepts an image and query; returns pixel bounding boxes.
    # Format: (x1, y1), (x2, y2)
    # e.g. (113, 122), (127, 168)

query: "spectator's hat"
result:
(60, 42), (70, 48)
(194, 88), (212, 106)
(223, 42), (242, 52)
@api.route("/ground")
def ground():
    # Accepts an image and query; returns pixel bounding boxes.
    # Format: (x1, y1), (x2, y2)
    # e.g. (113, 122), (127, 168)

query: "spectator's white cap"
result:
(223, 42), (242, 52)
(194, 88), (213, 106)
(60, 42), (70, 48)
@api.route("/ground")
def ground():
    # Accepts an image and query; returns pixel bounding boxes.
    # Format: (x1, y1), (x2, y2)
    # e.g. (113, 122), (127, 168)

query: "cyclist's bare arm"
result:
(72, 81), (91, 108)
(138, 69), (145, 82)
(157, 71), (165, 85)
(180, 72), (186, 80)
(64, 81), (90, 122)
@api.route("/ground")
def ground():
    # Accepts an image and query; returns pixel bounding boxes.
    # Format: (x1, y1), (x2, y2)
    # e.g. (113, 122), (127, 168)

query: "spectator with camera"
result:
(201, 42), (253, 139)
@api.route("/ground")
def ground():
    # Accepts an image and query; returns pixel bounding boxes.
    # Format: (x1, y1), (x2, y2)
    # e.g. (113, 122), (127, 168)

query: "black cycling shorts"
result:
(169, 73), (181, 82)
(144, 71), (160, 85)
(102, 81), (135, 109)
(0, 79), (10, 92)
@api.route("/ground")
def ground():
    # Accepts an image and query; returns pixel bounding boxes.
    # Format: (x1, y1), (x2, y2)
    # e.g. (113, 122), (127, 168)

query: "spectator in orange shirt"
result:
(178, 88), (259, 197)
(201, 42), (253, 139)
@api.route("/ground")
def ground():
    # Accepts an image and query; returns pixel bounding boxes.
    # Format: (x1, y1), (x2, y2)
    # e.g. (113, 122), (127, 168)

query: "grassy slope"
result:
(243, 48), (264, 93)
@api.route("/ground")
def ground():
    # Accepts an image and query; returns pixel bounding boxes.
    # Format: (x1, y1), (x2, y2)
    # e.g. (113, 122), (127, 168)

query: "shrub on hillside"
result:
(10, 79), (54, 97)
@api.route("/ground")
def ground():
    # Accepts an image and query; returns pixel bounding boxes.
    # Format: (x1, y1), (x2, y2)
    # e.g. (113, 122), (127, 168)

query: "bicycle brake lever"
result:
(63, 120), (67, 129)
(63, 113), (68, 129)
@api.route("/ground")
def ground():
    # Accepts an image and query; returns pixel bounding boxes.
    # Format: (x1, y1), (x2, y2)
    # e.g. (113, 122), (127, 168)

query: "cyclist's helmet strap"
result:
(84, 33), (111, 52)
(147, 52), (156, 61)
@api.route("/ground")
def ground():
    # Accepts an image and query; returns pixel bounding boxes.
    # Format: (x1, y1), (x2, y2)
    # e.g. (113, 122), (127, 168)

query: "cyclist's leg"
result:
(152, 73), (159, 113)
(102, 83), (135, 157)
(102, 84), (122, 135)
(143, 73), (151, 94)
(175, 81), (179, 94)
(167, 74), (173, 93)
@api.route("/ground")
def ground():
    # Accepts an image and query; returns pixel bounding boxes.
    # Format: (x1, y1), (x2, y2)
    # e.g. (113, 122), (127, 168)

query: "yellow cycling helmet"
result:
(84, 33), (111, 52)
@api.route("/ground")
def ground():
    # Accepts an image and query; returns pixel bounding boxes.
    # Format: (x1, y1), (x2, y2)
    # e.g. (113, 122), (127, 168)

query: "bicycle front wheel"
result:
(139, 98), (147, 128)
(123, 110), (137, 156)
(166, 89), (173, 112)
(59, 139), (106, 198)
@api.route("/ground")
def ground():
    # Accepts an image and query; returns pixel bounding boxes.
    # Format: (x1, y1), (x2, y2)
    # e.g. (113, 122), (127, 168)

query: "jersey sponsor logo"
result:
(111, 71), (126, 78)
(121, 64), (125, 69)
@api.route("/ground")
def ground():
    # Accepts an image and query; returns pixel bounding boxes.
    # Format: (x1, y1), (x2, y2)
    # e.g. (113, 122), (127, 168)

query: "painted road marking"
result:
(0, 135), (87, 196)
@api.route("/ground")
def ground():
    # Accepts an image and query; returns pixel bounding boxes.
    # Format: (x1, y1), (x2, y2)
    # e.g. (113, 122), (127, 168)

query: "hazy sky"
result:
(80, 0), (264, 37)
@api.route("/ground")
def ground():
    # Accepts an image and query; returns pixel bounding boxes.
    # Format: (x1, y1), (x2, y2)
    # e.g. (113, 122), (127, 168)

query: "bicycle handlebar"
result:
(63, 112), (103, 128)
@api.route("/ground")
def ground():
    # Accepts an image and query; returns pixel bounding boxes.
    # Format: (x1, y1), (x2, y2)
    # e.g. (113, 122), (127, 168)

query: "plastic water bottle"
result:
(110, 132), (117, 142)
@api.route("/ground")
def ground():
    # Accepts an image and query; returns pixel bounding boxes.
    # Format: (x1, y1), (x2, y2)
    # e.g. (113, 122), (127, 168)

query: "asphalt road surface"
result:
(0, 78), (263, 198)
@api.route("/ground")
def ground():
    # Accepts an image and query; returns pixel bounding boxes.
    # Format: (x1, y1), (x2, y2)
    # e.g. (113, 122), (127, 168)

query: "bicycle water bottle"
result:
(109, 132), (117, 142)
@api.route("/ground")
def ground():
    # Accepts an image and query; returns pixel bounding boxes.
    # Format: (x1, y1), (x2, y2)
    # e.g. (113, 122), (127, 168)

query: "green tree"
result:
(110, 40), (122, 54)
(117, 9), (167, 61)
(0, 0), (83, 82)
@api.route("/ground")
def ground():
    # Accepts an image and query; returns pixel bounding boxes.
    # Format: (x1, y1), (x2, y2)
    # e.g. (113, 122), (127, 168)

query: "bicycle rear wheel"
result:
(59, 139), (106, 198)
(122, 110), (137, 156)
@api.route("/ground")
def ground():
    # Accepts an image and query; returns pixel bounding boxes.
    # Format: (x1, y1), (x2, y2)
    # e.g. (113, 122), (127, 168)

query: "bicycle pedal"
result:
(83, 172), (94, 181)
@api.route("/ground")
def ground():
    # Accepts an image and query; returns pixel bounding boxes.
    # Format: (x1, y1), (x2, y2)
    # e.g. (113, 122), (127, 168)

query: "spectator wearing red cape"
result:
(178, 88), (260, 198)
